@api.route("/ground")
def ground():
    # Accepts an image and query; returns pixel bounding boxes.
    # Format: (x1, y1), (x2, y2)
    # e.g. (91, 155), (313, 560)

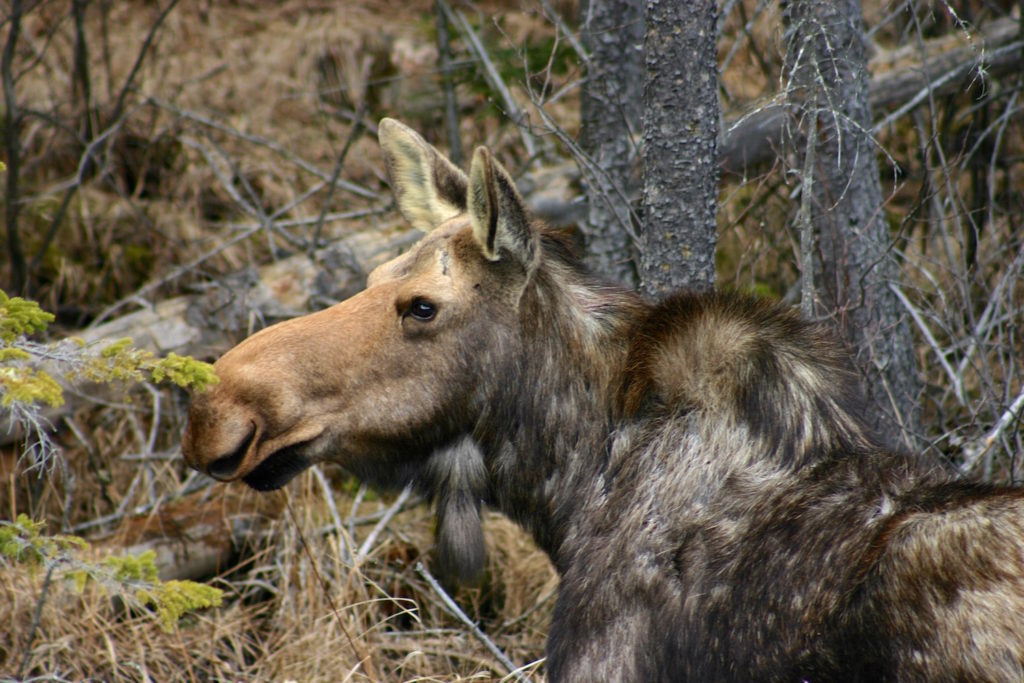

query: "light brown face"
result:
(181, 117), (540, 491)
(182, 222), (491, 490)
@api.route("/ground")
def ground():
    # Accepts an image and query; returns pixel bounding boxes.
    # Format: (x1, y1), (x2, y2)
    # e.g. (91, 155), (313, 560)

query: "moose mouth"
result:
(242, 441), (315, 491)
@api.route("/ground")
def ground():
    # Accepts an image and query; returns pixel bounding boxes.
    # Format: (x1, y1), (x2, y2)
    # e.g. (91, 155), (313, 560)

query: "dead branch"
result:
(145, 95), (380, 200)
(91, 492), (263, 582)
(441, 0), (538, 158)
(721, 17), (1022, 175)
(415, 561), (530, 682)
(435, 0), (464, 167)
(960, 388), (1024, 476)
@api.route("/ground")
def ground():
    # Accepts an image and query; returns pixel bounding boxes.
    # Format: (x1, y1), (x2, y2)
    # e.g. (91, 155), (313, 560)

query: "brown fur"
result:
(183, 119), (1024, 682)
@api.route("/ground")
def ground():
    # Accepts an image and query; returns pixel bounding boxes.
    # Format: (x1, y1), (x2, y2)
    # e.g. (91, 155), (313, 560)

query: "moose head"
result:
(183, 119), (543, 493)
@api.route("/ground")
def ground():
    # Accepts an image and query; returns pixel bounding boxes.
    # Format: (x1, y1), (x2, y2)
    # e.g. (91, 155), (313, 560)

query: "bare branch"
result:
(146, 95), (379, 199)
(889, 282), (966, 407)
(435, 0), (463, 167)
(415, 561), (531, 682)
(355, 485), (412, 566)
(961, 389), (1024, 475)
(107, 0), (181, 123)
(442, 0), (537, 158)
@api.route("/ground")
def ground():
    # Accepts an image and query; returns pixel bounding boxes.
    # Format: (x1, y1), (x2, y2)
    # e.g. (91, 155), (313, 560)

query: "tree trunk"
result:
(786, 0), (922, 448)
(579, 0), (644, 288)
(3, 0), (26, 295)
(639, 0), (719, 296)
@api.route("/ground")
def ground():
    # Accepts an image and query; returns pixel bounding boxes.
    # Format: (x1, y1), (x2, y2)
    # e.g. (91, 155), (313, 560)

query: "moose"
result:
(183, 119), (1024, 682)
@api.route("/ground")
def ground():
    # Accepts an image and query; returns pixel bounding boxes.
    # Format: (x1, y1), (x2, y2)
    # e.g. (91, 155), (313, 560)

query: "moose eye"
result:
(408, 299), (437, 322)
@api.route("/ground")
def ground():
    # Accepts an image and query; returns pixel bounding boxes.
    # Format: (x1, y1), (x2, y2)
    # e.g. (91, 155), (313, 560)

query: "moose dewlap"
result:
(183, 118), (1024, 682)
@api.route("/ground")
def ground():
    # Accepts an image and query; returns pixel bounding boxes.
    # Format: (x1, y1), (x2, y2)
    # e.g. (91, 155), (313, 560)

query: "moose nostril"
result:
(207, 422), (257, 480)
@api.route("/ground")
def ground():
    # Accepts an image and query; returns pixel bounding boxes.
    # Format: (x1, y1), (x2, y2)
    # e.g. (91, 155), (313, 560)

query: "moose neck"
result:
(475, 254), (645, 565)
(470, 249), (884, 569)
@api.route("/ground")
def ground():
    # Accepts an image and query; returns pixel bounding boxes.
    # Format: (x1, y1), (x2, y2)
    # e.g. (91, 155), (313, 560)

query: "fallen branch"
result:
(91, 491), (262, 582)
(415, 561), (530, 682)
(720, 17), (1022, 174)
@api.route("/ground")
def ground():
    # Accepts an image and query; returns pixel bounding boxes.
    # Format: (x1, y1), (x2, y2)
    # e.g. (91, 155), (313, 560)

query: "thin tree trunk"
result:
(3, 0), (26, 295)
(639, 0), (719, 296)
(579, 0), (644, 288)
(435, 0), (463, 167)
(786, 0), (922, 448)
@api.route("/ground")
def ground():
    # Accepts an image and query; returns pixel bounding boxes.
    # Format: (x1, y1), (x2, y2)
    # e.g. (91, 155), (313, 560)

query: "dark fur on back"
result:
(364, 226), (1024, 681)
(459, 236), (1024, 682)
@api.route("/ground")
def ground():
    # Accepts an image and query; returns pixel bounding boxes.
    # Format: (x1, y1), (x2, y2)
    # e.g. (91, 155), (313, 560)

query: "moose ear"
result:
(467, 146), (538, 268)
(378, 118), (468, 232)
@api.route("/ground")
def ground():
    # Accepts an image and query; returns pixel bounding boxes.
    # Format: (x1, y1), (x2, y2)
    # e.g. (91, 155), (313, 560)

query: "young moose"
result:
(183, 119), (1024, 682)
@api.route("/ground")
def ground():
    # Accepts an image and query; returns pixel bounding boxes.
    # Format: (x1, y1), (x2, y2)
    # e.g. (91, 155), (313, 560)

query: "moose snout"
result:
(181, 388), (264, 482)
(202, 421), (258, 480)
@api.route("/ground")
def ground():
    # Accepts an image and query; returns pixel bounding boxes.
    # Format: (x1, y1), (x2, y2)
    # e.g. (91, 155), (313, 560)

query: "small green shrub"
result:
(0, 290), (224, 636)
(1, 513), (223, 632)
(0, 288), (218, 473)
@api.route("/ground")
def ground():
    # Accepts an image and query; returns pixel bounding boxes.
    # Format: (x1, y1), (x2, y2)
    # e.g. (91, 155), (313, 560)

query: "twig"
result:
(311, 104), (368, 253)
(224, 207), (389, 233)
(311, 465), (354, 563)
(145, 95), (379, 199)
(144, 384), (161, 455)
(415, 561), (529, 682)
(889, 283), (966, 406)
(435, 0), (463, 167)
(108, 0), (181, 123)
(355, 485), (412, 565)
(955, 238), (1024, 379)
(348, 482), (368, 543)
(719, 0), (769, 76)
(17, 564), (56, 679)
(540, 0), (585, 61)
(960, 388), (1024, 475)
(442, 1), (537, 158)
(531, 103), (639, 241)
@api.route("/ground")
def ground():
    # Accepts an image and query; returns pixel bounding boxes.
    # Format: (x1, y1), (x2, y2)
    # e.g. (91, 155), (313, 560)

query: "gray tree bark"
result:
(579, 0), (644, 288)
(639, 0), (719, 296)
(786, 0), (923, 448)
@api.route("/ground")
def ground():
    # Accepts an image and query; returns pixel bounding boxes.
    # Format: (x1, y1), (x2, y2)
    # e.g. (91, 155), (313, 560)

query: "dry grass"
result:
(3, 0), (1023, 680)
(3, 457), (557, 681)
